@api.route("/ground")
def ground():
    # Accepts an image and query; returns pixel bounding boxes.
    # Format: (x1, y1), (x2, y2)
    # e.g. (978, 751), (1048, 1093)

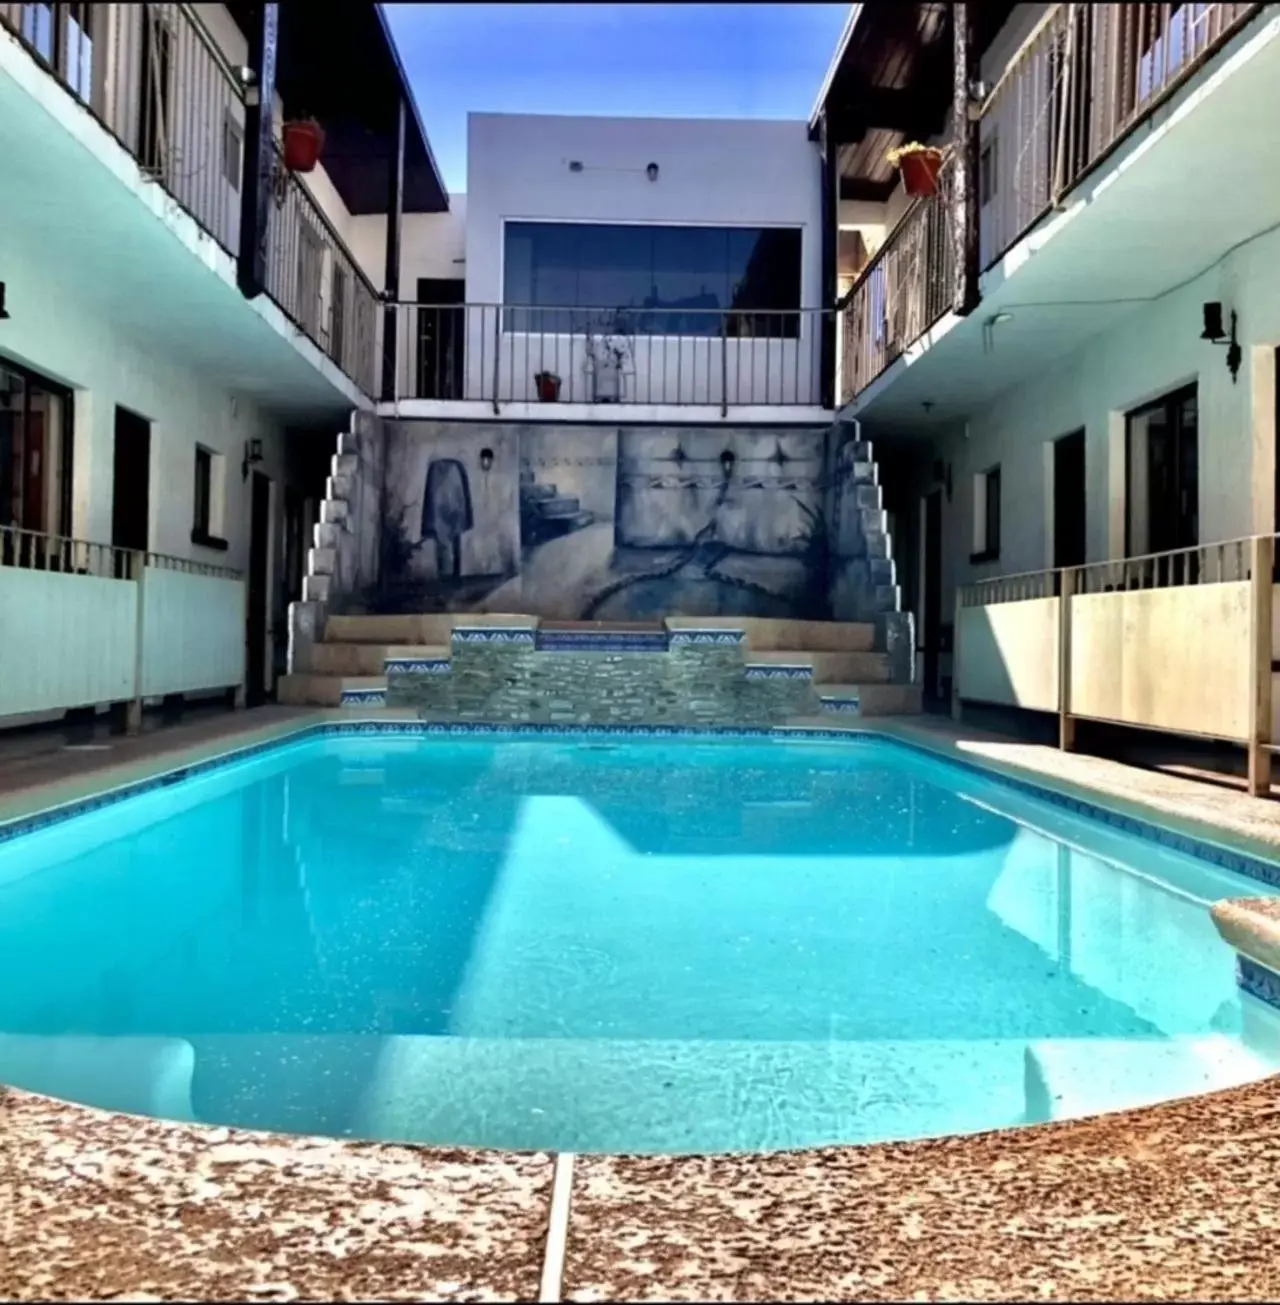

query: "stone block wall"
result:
(387, 631), (818, 728)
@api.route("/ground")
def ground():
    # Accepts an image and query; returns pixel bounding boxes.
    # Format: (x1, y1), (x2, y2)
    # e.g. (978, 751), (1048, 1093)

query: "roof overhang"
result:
(229, 2), (449, 215)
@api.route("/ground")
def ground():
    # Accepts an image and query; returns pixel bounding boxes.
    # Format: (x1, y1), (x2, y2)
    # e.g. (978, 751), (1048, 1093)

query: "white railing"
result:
(954, 534), (1275, 795)
(0, 525), (244, 721)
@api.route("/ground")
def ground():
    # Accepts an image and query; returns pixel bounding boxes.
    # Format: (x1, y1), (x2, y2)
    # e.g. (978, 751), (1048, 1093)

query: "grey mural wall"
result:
(373, 420), (892, 622)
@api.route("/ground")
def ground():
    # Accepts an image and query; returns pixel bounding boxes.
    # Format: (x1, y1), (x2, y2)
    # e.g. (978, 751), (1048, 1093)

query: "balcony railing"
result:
(265, 136), (380, 397)
(386, 303), (832, 411)
(838, 1), (1262, 405)
(839, 153), (957, 405)
(1, 2), (380, 395)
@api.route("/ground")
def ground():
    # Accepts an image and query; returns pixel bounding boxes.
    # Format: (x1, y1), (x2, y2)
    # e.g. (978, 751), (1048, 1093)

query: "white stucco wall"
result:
(904, 221), (1280, 612)
(349, 199), (469, 297)
(464, 113), (823, 310)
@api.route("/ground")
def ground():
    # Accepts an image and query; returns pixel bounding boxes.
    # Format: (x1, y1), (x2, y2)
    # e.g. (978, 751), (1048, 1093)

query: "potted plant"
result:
(584, 314), (632, 403)
(534, 370), (561, 402)
(885, 142), (945, 197)
(283, 116), (325, 173)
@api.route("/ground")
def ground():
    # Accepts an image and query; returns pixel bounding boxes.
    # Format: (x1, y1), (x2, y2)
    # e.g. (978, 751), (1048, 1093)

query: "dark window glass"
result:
(0, 361), (73, 539)
(985, 466), (1001, 558)
(193, 446), (212, 535)
(504, 222), (802, 337)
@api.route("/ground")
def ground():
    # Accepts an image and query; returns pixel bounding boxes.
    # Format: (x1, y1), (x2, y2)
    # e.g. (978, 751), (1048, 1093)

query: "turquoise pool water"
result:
(1, 731), (1278, 1154)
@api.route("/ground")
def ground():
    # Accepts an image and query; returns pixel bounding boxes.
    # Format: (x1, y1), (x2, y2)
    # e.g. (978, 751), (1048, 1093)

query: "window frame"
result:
(970, 464), (1002, 564)
(0, 353), (75, 540)
(190, 443), (228, 550)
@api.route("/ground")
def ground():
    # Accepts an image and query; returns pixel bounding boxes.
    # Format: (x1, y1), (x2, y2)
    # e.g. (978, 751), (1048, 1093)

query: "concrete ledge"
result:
(1212, 898), (1280, 976)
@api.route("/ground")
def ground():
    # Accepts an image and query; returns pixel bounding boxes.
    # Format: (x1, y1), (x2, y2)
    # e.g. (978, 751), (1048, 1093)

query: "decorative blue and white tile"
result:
(451, 627), (536, 646)
(535, 631), (670, 653)
(340, 689), (387, 707)
(384, 658), (452, 675)
(1239, 955), (1280, 1011)
(819, 697), (861, 715)
(744, 664), (813, 681)
(668, 629), (746, 647)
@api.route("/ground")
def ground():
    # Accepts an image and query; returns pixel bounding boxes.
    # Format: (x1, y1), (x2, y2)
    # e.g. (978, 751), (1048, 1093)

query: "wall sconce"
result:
(719, 448), (736, 478)
(241, 437), (263, 481)
(568, 160), (584, 173)
(646, 162), (659, 182)
(0, 281), (9, 320)
(932, 458), (952, 502)
(1201, 301), (1242, 384)
(478, 446), (494, 472)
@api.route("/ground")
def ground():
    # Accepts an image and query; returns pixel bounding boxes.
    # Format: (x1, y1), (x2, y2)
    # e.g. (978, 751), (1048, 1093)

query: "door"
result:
(416, 277), (465, 400)
(1053, 429), (1086, 568)
(922, 489), (943, 702)
(246, 471), (271, 706)
(1126, 384), (1198, 558)
(111, 407), (151, 573)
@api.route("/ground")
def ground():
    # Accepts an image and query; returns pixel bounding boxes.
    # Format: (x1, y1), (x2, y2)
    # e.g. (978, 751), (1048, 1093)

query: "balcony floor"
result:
(0, 27), (367, 422)
(843, 7), (1280, 436)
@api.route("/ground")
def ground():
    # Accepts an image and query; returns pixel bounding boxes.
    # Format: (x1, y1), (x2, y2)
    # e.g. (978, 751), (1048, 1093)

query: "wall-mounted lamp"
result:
(0, 281), (9, 321)
(241, 437), (263, 481)
(646, 162), (659, 182)
(478, 446), (494, 473)
(719, 448), (736, 478)
(932, 458), (953, 502)
(568, 160), (584, 173)
(1201, 301), (1242, 384)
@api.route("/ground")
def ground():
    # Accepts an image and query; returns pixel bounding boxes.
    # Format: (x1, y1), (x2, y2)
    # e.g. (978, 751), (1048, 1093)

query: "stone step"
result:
(535, 630), (669, 653)
(536, 495), (581, 516)
(663, 617), (876, 653)
(277, 674), (386, 707)
(817, 683), (923, 716)
(537, 509), (594, 530)
(311, 643), (449, 676)
(522, 482), (557, 500)
(746, 650), (891, 683)
(324, 615), (459, 645)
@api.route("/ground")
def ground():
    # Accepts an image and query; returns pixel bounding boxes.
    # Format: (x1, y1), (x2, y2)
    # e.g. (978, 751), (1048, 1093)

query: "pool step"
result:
(745, 650), (892, 683)
(278, 674), (387, 708)
(536, 628), (670, 653)
(817, 683), (923, 717)
(311, 643), (448, 676)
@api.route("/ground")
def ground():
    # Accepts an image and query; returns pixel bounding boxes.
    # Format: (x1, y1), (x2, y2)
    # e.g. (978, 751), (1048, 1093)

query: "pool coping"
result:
(5, 708), (1280, 1298)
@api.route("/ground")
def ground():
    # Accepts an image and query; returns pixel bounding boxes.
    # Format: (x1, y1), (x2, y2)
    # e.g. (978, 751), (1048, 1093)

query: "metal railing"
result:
(0, 523), (241, 580)
(838, 2), (1261, 405)
(1, 2), (245, 253)
(387, 303), (831, 410)
(265, 137), (380, 396)
(838, 153), (957, 404)
(1, 3), (380, 395)
(980, 2), (1260, 268)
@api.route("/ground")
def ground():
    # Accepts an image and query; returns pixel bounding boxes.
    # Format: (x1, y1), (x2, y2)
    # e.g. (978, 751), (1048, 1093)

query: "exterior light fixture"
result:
(719, 448), (736, 478)
(568, 160), (584, 173)
(0, 281), (9, 320)
(241, 437), (264, 481)
(479, 446), (494, 472)
(1201, 301), (1242, 384)
(646, 162), (659, 182)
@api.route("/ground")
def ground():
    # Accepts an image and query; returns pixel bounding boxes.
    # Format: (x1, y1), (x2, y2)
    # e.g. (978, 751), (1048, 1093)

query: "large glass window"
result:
(503, 222), (803, 337)
(0, 360), (74, 540)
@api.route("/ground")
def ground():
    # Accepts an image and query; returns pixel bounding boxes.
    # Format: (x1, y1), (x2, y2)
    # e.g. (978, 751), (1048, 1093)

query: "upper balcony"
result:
(825, 1), (1271, 423)
(0, 2), (447, 411)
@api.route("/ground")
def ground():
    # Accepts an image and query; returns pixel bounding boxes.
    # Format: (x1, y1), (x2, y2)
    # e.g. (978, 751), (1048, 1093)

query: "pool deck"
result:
(5, 706), (1280, 1301)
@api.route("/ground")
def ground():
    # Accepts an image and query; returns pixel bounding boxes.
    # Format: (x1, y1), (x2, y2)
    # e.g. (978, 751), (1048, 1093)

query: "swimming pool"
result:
(1, 727), (1277, 1154)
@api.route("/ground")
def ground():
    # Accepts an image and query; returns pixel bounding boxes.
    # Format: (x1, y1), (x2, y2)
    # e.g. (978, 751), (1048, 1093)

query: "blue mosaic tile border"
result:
(451, 627), (536, 646)
(820, 697), (862, 715)
(534, 632), (670, 653)
(1239, 955), (1280, 1011)
(384, 658), (452, 675)
(5, 718), (1280, 893)
(340, 689), (387, 707)
(668, 630), (746, 647)
(744, 664), (813, 681)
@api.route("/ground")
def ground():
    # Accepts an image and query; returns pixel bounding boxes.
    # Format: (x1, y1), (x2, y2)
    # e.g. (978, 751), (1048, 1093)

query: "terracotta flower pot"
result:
(283, 119), (325, 173)
(535, 372), (561, 402)
(899, 148), (944, 198)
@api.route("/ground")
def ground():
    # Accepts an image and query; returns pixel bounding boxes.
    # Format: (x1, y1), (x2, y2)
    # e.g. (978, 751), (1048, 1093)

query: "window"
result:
(191, 445), (226, 548)
(139, 8), (173, 177)
(1126, 384), (1198, 558)
(971, 465), (1001, 563)
(222, 111), (243, 192)
(0, 359), (73, 541)
(979, 135), (998, 207)
(503, 222), (803, 337)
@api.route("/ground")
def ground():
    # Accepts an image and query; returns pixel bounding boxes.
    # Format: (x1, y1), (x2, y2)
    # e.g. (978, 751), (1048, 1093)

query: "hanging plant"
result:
(885, 142), (945, 197)
(283, 117), (325, 173)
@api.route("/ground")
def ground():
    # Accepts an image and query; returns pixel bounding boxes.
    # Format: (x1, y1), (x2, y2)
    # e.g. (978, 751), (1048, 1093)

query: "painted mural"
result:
(375, 421), (884, 621)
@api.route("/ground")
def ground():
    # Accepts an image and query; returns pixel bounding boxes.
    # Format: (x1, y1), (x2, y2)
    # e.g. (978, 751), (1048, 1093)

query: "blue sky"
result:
(383, 3), (850, 194)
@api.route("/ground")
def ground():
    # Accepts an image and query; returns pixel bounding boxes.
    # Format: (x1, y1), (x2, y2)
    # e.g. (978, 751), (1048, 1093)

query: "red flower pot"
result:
(899, 149), (944, 198)
(535, 372), (561, 402)
(283, 120), (325, 173)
